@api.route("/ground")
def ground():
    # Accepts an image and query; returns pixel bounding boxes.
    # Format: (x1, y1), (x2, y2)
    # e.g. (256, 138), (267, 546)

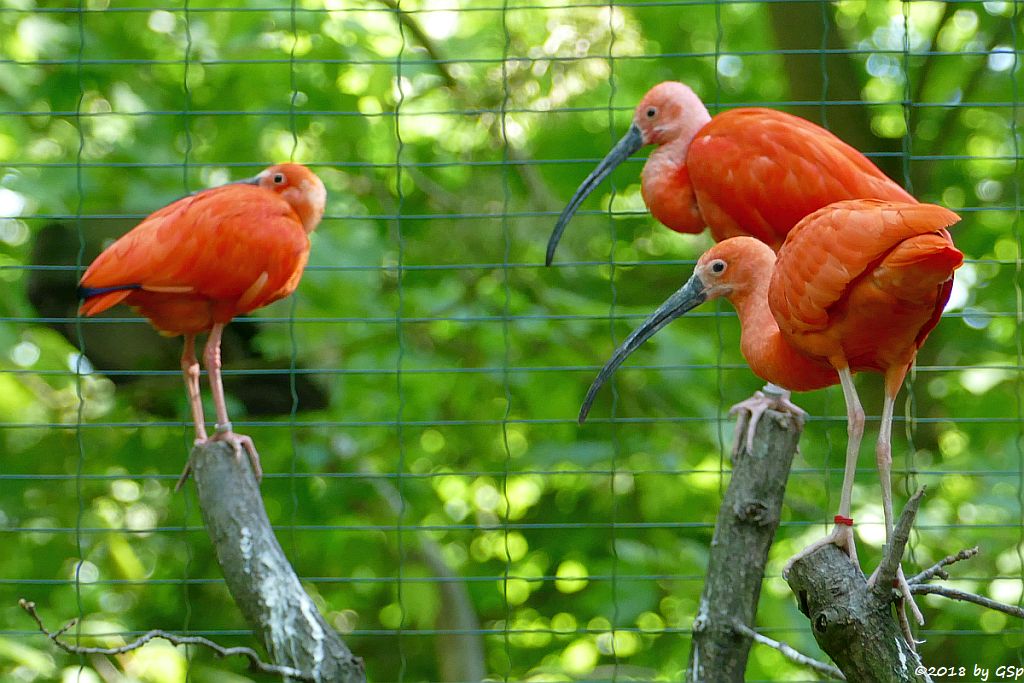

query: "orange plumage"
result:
(79, 163), (327, 485)
(580, 198), (962, 611)
(686, 109), (915, 247)
(769, 200), (960, 385)
(547, 81), (914, 263)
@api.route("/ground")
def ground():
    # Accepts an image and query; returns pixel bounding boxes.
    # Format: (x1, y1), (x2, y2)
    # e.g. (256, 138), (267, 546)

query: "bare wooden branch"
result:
(901, 545), (1024, 619)
(188, 441), (365, 683)
(910, 584), (1024, 619)
(684, 407), (804, 682)
(871, 487), (926, 603)
(785, 488), (931, 682)
(19, 599), (313, 680)
(907, 547), (979, 585)
(785, 543), (930, 682)
(731, 620), (845, 681)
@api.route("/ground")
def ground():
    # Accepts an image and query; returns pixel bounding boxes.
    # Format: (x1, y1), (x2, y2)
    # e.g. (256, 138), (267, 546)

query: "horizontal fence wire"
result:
(2, 1), (1024, 681)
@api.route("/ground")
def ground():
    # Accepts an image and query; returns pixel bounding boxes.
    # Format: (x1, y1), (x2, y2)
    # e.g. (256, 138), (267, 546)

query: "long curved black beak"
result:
(546, 122), (646, 266)
(579, 272), (708, 424)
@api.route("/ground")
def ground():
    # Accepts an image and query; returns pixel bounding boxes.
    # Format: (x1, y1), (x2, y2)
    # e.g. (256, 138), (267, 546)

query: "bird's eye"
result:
(273, 173), (285, 184)
(646, 107), (657, 118)
(710, 260), (726, 274)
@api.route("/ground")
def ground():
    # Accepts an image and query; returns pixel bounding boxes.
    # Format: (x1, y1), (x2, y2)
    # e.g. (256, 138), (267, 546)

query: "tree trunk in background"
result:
(766, 2), (906, 183)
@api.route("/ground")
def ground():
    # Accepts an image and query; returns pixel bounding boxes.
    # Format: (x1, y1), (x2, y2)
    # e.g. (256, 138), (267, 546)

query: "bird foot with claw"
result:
(208, 424), (264, 483)
(782, 521), (858, 579)
(174, 432), (262, 491)
(729, 388), (807, 457)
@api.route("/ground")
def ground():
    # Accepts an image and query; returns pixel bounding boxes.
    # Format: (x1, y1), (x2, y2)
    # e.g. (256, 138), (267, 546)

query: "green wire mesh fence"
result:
(1, 1), (1023, 680)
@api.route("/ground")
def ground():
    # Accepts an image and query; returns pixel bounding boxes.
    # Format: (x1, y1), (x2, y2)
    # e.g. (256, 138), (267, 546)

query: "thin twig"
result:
(909, 585), (1024, 620)
(907, 547), (980, 586)
(19, 599), (314, 681)
(732, 621), (845, 680)
(872, 486), (926, 601)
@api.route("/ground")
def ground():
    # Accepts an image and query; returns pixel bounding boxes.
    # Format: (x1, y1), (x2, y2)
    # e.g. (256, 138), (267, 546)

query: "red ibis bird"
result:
(79, 163), (326, 485)
(546, 81), (915, 258)
(547, 80), (919, 451)
(578, 199), (962, 618)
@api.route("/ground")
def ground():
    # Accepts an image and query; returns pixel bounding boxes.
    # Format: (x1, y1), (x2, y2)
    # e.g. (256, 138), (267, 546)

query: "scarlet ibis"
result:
(79, 163), (326, 485)
(546, 81), (914, 261)
(579, 199), (962, 618)
(548, 80), (918, 451)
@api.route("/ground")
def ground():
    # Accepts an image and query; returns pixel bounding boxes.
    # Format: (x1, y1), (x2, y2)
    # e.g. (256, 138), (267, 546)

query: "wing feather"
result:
(688, 109), (916, 247)
(79, 184), (309, 317)
(768, 200), (960, 337)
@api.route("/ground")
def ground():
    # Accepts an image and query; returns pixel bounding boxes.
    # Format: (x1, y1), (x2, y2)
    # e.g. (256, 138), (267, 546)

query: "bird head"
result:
(545, 81), (712, 266)
(690, 237), (775, 302)
(248, 163), (327, 234)
(633, 81), (712, 147)
(577, 237), (774, 423)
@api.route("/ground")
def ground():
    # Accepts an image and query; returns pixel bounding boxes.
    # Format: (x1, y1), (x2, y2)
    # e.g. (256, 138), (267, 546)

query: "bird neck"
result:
(641, 142), (708, 235)
(647, 133), (696, 170)
(283, 180), (327, 233)
(729, 266), (777, 353)
(728, 260), (838, 392)
(296, 204), (324, 233)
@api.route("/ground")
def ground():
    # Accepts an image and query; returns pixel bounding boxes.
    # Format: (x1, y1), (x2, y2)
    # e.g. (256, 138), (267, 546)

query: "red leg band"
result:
(834, 515), (854, 526)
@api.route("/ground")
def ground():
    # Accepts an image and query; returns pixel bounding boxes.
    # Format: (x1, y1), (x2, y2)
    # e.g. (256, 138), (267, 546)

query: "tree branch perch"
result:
(188, 441), (365, 683)
(685, 407), (804, 682)
(785, 487), (931, 682)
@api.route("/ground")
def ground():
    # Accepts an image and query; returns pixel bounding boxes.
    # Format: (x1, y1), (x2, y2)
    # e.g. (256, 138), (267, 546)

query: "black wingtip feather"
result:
(78, 284), (142, 300)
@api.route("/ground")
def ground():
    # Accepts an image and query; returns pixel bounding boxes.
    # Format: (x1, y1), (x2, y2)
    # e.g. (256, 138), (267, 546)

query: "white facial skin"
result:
(634, 82), (712, 149)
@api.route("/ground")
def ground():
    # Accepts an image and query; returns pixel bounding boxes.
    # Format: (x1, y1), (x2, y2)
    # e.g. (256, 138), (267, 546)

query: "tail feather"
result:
(78, 284), (140, 316)
(873, 233), (963, 300)
(883, 233), (963, 273)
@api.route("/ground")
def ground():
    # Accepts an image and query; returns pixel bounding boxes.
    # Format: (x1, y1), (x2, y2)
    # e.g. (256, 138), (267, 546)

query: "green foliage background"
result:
(1, 1), (1023, 681)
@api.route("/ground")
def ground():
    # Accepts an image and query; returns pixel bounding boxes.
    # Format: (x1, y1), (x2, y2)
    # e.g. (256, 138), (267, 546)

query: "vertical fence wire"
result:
(712, 0), (728, 493)
(604, 2), (622, 675)
(499, 0), (515, 678)
(287, 0), (303, 560)
(818, 0), (836, 547)
(71, 0), (88, 669)
(899, 1), (921, 635)
(1011, 0), (1024, 662)
(392, 3), (409, 680)
(179, 1), (196, 673)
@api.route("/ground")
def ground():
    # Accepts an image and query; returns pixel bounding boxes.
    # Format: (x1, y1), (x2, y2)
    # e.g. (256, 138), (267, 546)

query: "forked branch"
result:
(788, 488), (1024, 681)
